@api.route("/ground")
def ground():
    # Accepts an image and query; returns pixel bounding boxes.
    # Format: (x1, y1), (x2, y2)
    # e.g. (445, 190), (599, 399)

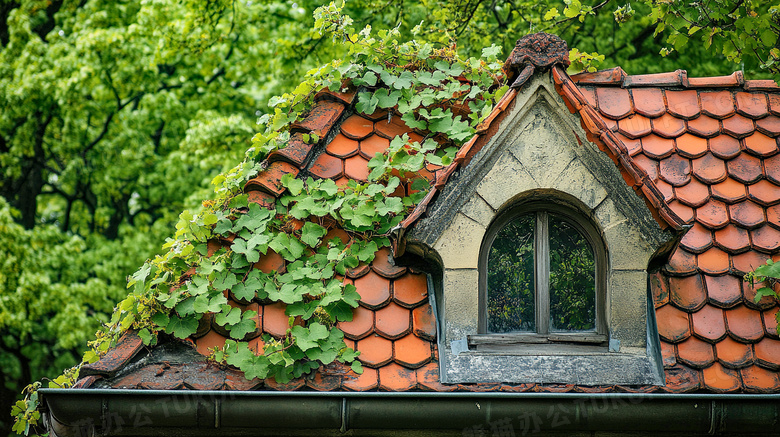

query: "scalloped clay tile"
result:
(669, 201), (695, 223)
(692, 304), (727, 342)
(714, 226), (751, 253)
(393, 335), (433, 368)
(656, 304), (692, 343)
(375, 302), (412, 339)
(375, 116), (413, 140)
(666, 90), (700, 119)
(660, 341), (677, 367)
(716, 336), (755, 369)
(726, 305), (766, 343)
(692, 153), (727, 184)
(764, 307), (779, 337)
(291, 100), (345, 137)
(309, 152), (344, 179)
(344, 155), (371, 181)
(705, 274), (743, 308)
(765, 155), (780, 184)
(357, 334), (393, 368)
(710, 136), (742, 159)
(751, 225), (780, 252)
(748, 180), (780, 206)
(756, 116), (780, 137)
(342, 366), (378, 391)
(268, 132), (314, 167)
(663, 364), (701, 392)
(596, 87), (632, 119)
(326, 133), (360, 158)
(732, 250), (770, 274)
(651, 272), (670, 307)
(617, 114), (652, 139)
(652, 113), (687, 138)
(254, 249), (285, 274)
(340, 114), (375, 140)
(740, 366), (780, 393)
(338, 305), (374, 340)
(687, 116), (721, 138)
(696, 199), (730, 229)
(378, 362), (418, 391)
(700, 91), (735, 119)
(262, 302), (290, 338)
(675, 133), (709, 158)
(702, 362), (742, 392)
(680, 222), (713, 253)
(633, 154), (659, 181)
(697, 247), (730, 275)
(768, 204), (780, 226)
(727, 154), (764, 184)
(393, 272), (428, 308)
(665, 248), (698, 275)
(245, 161), (300, 196)
(742, 280), (778, 310)
(675, 179), (710, 207)
(754, 338), (780, 370)
(744, 132), (779, 157)
(659, 155), (692, 186)
(669, 274), (707, 310)
(721, 114), (754, 139)
(711, 178), (747, 203)
(359, 134), (391, 160)
(729, 200), (766, 229)
(641, 136), (675, 159)
(371, 247), (407, 279)
(735, 92), (769, 119)
(631, 88), (666, 117)
(412, 304), (437, 340)
(676, 336), (716, 368)
(354, 270), (391, 309)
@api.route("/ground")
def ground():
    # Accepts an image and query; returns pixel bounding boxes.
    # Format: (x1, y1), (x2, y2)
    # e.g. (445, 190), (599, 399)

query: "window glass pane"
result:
(548, 215), (596, 332)
(487, 214), (535, 333)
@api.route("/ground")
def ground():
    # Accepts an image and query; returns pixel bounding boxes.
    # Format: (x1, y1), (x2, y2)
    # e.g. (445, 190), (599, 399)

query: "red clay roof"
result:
(77, 56), (780, 394)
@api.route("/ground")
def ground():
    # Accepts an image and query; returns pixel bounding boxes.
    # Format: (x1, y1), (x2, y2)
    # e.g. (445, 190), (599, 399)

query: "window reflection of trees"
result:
(549, 217), (595, 332)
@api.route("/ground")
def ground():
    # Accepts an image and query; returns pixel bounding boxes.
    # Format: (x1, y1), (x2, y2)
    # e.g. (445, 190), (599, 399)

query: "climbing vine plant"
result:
(12, 3), (508, 434)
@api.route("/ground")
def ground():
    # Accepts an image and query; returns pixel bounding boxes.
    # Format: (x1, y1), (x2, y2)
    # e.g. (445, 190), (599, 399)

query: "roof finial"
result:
(503, 32), (570, 89)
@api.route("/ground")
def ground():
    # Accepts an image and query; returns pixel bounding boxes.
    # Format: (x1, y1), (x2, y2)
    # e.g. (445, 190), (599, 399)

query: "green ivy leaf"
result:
(215, 306), (242, 326)
(165, 314), (199, 338)
(300, 221), (328, 247)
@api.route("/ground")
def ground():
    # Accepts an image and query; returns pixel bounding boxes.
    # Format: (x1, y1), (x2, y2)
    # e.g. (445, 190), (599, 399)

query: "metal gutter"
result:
(40, 389), (780, 436)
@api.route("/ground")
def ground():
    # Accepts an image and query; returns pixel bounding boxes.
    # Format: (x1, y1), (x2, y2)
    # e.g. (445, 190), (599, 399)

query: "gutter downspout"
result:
(40, 389), (780, 436)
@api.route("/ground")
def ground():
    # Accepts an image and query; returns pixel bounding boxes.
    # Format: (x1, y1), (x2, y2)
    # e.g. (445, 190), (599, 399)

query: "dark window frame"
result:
(473, 201), (608, 349)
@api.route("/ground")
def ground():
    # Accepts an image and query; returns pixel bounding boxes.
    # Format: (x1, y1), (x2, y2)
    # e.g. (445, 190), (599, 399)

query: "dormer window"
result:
(472, 202), (607, 351)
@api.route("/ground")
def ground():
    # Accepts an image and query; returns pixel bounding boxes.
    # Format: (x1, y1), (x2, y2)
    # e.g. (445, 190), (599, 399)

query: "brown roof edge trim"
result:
(570, 67), (626, 85)
(552, 65), (686, 231)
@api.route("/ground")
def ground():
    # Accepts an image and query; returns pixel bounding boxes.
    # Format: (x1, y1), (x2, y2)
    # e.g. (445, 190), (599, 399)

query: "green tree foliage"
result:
(3, 0), (780, 435)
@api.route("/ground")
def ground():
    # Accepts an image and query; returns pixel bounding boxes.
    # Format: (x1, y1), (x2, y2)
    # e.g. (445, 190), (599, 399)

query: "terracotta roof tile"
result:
(675, 133), (708, 159)
(393, 335), (433, 368)
(354, 270), (391, 309)
(651, 272), (670, 307)
(696, 199), (730, 229)
(732, 250), (770, 274)
(80, 331), (143, 378)
(736, 93), (769, 118)
(326, 133), (360, 158)
(652, 113), (687, 139)
(253, 249), (286, 274)
(754, 338), (780, 370)
(264, 376), (304, 391)
(359, 134), (390, 160)
(764, 155), (780, 184)
(346, 263), (370, 279)
(262, 302), (289, 338)
(375, 302), (411, 339)
(697, 248), (731, 275)
(416, 361), (457, 391)
(745, 80), (780, 91)
(711, 178), (747, 203)
(692, 153), (727, 184)
(624, 70), (685, 87)
(357, 334), (393, 368)
(751, 225), (780, 252)
(729, 200), (765, 228)
(722, 115), (756, 139)
(756, 116), (780, 137)
(768, 204), (780, 225)
(744, 132), (779, 157)
(714, 226), (751, 253)
(665, 90), (700, 119)
(692, 304), (727, 342)
(378, 362), (418, 391)
(740, 366), (780, 393)
(244, 161), (300, 197)
(727, 154), (763, 184)
(633, 154), (659, 181)
(344, 154), (370, 181)
(764, 307), (779, 338)
(661, 341), (677, 367)
(247, 190), (276, 209)
(702, 362), (742, 392)
(656, 179), (675, 202)
(571, 67), (626, 85)
(687, 116), (721, 138)
(641, 135), (675, 159)
(700, 91), (735, 119)
(291, 100), (345, 137)
(322, 228), (350, 246)
(665, 247), (698, 275)
(686, 72), (743, 88)
(360, 109), (389, 121)
(631, 88), (666, 117)
(742, 280), (777, 310)
(659, 155), (692, 186)
(663, 364), (701, 392)
(716, 336), (755, 369)
(616, 133), (643, 156)
(268, 133), (314, 167)
(726, 305), (765, 342)
(309, 152), (344, 179)
(338, 305), (374, 340)
(676, 336), (716, 368)
(596, 87), (632, 119)
(342, 366), (379, 391)
(669, 274), (707, 310)
(375, 116), (412, 140)
(656, 304), (692, 343)
(705, 274), (742, 308)
(194, 312), (213, 338)
(769, 94), (780, 116)
(709, 136), (742, 159)
(412, 304), (437, 341)
(617, 114), (652, 139)
(668, 201), (695, 223)
(306, 371), (342, 391)
(675, 179), (710, 207)
(392, 272), (428, 308)
(371, 247), (407, 279)
(340, 114), (375, 140)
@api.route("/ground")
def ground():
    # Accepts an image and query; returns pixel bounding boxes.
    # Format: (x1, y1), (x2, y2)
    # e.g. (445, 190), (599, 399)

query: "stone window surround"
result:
(406, 74), (680, 385)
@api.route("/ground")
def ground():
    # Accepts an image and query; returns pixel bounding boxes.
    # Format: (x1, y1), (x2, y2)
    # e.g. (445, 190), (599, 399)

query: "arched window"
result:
(476, 202), (607, 347)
